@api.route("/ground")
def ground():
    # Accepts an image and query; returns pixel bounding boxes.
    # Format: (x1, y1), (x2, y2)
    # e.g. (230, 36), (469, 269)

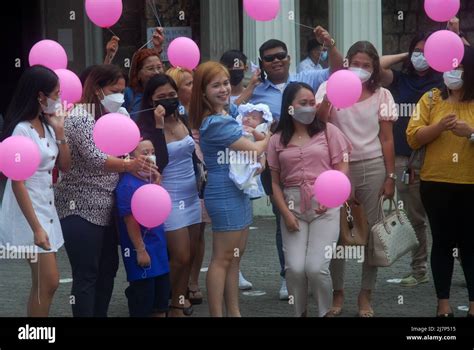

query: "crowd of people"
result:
(0, 17), (473, 318)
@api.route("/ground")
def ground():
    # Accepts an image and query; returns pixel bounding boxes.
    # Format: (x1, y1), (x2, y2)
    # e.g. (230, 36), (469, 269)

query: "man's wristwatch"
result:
(387, 173), (397, 181)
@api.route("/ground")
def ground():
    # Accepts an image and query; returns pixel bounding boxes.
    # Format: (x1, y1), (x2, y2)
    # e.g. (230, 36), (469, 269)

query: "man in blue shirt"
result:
(250, 26), (343, 300)
(251, 26), (343, 120)
(297, 39), (328, 73)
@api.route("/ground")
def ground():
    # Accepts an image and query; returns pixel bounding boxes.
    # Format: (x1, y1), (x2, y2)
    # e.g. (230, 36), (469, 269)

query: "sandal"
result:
(188, 287), (203, 305)
(169, 303), (194, 317)
(326, 306), (343, 317)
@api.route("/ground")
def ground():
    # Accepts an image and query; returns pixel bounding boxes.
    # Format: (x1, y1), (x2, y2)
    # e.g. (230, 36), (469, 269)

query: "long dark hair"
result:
(81, 64), (125, 121)
(403, 32), (434, 75)
(1, 65), (58, 141)
(137, 74), (186, 130)
(441, 45), (474, 102)
(275, 82), (326, 147)
(347, 41), (381, 93)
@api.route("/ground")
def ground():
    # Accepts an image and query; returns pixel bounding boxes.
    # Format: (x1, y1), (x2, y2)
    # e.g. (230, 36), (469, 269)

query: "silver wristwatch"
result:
(387, 173), (397, 181)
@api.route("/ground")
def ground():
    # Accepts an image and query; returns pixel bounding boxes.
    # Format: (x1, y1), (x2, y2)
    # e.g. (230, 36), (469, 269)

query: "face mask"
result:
(411, 52), (429, 72)
(41, 97), (61, 115)
(319, 51), (328, 62)
(101, 91), (125, 113)
(443, 70), (464, 90)
(349, 67), (372, 83)
(154, 98), (180, 116)
(292, 106), (316, 125)
(230, 70), (245, 86)
(137, 155), (156, 178)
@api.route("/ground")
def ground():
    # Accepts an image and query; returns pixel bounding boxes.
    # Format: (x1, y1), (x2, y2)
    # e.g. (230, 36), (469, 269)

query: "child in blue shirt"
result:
(116, 139), (170, 317)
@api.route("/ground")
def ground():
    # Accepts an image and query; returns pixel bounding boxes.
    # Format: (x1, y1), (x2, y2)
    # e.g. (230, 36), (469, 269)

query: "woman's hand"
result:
(34, 227), (51, 251)
(136, 249), (151, 268)
(127, 155), (158, 174)
(152, 27), (165, 51)
(380, 178), (395, 199)
(151, 168), (162, 185)
(249, 69), (262, 88)
(46, 110), (67, 138)
(315, 204), (328, 215)
(154, 105), (166, 129)
(451, 120), (474, 138)
(243, 126), (255, 134)
(283, 212), (300, 233)
(105, 36), (120, 64)
(438, 114), (458, 131)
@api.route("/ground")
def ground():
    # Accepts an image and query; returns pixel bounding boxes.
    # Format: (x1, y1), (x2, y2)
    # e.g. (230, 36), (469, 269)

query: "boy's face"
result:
(133, 140), (155, 158)
(243, 111), (264, 128)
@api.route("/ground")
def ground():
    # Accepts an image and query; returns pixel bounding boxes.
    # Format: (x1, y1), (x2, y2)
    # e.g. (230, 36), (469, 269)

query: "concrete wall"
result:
(382, 0), (474, 54)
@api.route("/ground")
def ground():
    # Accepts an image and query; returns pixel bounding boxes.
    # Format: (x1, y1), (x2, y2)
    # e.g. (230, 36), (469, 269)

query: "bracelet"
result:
(134, 247), (146, 253)
(123, 158), (130, 173)
(56, 139), (67, 145)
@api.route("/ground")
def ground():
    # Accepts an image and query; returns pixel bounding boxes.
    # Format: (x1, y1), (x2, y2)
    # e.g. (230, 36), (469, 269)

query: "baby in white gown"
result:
(229, 103), (273, 199)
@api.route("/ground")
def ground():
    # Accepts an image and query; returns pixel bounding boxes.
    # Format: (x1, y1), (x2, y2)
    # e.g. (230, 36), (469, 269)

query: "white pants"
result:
(281, 187), (340, 317)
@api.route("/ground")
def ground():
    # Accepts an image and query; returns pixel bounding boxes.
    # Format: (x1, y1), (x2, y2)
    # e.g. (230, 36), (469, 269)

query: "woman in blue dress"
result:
(189, 62), (270, 317)
(138, 74), (201, 317)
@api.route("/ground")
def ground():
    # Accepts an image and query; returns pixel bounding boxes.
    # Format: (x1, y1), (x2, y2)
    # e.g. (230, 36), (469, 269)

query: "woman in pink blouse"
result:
(267, 82), (352, 317)
(316, 41), (398, 317)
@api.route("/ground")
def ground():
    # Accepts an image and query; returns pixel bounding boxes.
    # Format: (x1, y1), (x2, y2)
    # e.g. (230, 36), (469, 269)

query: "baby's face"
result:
(243, 111), (264, 128)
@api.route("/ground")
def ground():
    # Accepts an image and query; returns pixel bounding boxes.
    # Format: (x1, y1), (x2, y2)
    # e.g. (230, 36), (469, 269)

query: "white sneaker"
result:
(279, 278), (289, 300)
(239, 270), (253, 290)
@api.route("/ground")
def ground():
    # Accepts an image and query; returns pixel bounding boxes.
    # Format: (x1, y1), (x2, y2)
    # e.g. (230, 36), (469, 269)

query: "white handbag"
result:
(368, 197), (419, 267)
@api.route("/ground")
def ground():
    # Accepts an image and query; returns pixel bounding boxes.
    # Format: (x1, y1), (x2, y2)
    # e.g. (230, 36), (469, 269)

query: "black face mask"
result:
(229, 69), (245, 86)
(153, 97), (180, 116)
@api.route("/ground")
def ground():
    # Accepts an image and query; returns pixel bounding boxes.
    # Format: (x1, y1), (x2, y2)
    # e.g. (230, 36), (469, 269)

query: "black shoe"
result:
(467, 313), (474, 318)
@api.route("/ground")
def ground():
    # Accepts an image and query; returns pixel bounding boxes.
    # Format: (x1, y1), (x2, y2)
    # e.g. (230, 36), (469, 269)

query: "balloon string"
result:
(290, 20), (314, 30)
(107, 27), (119, 38)
(129, 107), (157, 116)
(147, 0), (163, 28)
(138, 38), (154, 51)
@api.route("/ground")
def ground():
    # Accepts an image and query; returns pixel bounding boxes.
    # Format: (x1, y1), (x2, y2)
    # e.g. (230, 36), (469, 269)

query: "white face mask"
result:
(137, 155), (156, 178)
(349, 67), (372, 83)
(41, 97), (61, 115)
(411, 52), (429, 72)
(101, 90), (125, 113)
(443, 70), (464, 91)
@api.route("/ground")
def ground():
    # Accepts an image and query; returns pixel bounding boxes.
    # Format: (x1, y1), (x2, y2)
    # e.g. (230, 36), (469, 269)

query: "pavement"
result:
(0, 214), (470, 318)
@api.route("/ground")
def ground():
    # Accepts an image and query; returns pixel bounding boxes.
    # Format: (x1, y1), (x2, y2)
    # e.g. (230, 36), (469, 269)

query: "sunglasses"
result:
(262, 52), (288, 63)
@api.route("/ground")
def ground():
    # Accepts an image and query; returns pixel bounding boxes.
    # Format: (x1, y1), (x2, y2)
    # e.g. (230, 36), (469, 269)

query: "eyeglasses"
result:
(262, 52), (288, 63)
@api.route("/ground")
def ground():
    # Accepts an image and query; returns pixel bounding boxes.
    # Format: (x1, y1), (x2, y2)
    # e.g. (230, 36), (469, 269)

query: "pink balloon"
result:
(244, 0), (280, 21)
(131, 184), (172, 228)
(424, 0), (460, 22)
(313, 170), (351, 208)
(425, 30), (465, 73)
(326, 70), (362, 109)
(0, 136), (41, 181)
(168, 37), (201, 70)
(0, 142), (3, 173)
(85, 0), (123, 28)
(54, 69), (83, 106)
(29, 40), (68, 70)
(93, 113), (140, 157)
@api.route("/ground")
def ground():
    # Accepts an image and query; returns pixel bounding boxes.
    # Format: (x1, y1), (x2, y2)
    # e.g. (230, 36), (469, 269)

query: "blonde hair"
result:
(166, 67), (193, 89)
(189, 61), (230, 130)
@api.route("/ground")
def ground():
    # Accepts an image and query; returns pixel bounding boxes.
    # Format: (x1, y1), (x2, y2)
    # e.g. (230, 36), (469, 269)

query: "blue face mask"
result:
(320, 51), (328, 62)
